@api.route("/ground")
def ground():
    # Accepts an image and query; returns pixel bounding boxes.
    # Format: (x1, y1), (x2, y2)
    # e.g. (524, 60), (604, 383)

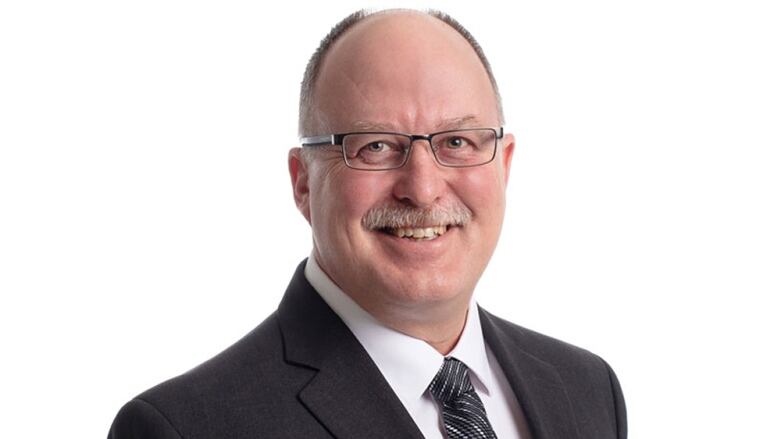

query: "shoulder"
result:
(109, 313), (317, 438)
(480, 307), (610, 372)
(138, 313), (287, 402)
(480, 308), (627, 438)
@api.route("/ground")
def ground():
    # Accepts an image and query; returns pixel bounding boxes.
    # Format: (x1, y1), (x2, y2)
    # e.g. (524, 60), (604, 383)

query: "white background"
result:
(1, 0), (778, 437)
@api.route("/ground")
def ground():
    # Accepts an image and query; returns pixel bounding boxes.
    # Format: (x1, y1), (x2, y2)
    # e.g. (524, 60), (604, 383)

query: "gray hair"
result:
(298, 8), (505, 137)
(362, 198), (473, 231)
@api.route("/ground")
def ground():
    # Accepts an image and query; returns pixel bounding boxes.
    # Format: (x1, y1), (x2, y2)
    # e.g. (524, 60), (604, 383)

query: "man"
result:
(109, 9), (627, 439)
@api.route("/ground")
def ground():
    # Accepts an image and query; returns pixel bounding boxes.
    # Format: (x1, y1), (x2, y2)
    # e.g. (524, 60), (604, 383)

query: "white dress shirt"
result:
(305, 256), (531, 439)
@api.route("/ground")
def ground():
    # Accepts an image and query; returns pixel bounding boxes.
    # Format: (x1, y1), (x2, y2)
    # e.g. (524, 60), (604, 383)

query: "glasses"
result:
(300, 127), (503, 171)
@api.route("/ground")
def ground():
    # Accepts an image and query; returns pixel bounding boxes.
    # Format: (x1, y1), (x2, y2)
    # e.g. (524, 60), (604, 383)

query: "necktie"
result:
(428, 357), (498, 439)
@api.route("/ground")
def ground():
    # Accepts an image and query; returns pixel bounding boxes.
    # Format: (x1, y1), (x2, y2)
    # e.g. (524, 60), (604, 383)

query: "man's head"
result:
(298, 9), (505, 137)
(289, 9), (515, 331)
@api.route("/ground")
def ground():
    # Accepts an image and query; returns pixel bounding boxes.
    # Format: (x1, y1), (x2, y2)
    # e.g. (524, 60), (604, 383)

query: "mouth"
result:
(362, 200), (472, 243)
(377, 225), (455, 241)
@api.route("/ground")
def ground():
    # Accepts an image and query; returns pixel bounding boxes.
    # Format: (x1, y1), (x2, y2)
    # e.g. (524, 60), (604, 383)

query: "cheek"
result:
(342, 179), (383, 219)
(314, 169), (391, 229)
(457, 166), (507, 214)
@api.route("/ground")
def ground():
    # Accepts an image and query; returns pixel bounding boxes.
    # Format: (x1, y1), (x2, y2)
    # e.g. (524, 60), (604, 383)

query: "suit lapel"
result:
(480, 308), (581, 439)
(277, 261), (425, 439)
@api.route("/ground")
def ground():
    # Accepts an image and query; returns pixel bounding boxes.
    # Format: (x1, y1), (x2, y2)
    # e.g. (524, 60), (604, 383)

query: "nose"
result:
(391, 139), (447, 207)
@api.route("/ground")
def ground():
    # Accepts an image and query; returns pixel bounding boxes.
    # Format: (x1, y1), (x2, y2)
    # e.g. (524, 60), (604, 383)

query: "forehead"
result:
(312, 12), (499, 133)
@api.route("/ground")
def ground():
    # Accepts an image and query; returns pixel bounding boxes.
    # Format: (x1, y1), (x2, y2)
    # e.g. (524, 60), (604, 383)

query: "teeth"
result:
(387, 225), (450, 240)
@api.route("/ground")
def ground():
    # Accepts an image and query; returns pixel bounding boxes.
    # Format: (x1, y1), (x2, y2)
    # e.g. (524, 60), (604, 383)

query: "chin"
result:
(374, 270), (471, 306)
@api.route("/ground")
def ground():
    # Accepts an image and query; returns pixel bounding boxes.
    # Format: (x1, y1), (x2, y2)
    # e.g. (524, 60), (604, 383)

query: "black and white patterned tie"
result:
(428, 357), (498, 439)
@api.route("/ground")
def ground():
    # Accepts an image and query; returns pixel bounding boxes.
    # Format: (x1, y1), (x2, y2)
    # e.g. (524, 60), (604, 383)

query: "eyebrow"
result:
(435, 115), (480, 130)
(351, 120), (395, 131)
(350, 115), (482, 133)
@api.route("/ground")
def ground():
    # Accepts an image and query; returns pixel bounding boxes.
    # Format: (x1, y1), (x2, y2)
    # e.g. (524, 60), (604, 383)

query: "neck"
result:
(311, 253), (473, 355)
(363, 299), (470, 355)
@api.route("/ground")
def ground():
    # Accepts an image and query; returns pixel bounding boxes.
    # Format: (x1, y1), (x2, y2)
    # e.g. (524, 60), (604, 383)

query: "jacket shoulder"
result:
(481, 309), (627, 439)
(481, 308), (609, 371)
(109, 313), (318, 438)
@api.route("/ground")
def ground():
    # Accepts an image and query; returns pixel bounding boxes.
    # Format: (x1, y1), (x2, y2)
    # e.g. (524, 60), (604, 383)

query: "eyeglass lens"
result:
(342, 129), (497, 170)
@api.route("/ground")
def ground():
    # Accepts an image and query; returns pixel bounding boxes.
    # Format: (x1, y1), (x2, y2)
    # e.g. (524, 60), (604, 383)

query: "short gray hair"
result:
(298, 9), (504, 137)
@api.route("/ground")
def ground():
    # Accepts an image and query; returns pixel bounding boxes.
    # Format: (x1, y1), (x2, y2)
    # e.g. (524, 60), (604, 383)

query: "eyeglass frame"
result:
(299, 127), (504, 171)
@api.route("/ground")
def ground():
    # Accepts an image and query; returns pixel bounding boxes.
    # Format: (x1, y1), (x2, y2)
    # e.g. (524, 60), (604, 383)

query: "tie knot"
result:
(428, 357), (474, 404)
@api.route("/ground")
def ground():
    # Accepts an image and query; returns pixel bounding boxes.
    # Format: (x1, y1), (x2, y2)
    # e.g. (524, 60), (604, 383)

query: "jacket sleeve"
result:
(604, 360), (628, 439)
(108, 398), (183, 439)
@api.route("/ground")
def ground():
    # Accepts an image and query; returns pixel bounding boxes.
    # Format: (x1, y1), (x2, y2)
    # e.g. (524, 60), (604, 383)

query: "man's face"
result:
(290, 13), (515, 323)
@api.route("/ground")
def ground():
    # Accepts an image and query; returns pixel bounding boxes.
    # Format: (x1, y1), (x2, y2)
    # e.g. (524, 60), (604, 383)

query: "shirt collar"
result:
(448, 298), (494, 396)
(304, 254), (496, 406)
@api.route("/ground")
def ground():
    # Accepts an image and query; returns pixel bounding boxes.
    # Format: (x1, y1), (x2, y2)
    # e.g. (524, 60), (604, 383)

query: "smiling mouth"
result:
(378, 225), (454, 240)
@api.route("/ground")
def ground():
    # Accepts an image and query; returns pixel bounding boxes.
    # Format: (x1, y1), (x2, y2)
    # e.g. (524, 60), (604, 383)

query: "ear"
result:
(288, 147), (312, 223)
(500, 132), (516, 186)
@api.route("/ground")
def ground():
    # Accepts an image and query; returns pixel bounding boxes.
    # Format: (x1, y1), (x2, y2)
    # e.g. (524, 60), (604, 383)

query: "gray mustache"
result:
(362, 200), (473, 230)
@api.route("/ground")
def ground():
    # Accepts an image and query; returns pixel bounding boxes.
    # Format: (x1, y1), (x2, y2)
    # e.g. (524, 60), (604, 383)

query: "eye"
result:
(445, 136), (467, 149)
(364, 141), (390, 153)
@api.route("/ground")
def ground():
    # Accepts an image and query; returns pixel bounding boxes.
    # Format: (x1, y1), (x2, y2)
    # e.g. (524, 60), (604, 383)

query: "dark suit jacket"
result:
(109, 260), (627, 439)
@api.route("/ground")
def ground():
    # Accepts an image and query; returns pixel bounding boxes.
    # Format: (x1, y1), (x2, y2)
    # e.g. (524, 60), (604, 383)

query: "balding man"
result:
(109, 9), (627, 439)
